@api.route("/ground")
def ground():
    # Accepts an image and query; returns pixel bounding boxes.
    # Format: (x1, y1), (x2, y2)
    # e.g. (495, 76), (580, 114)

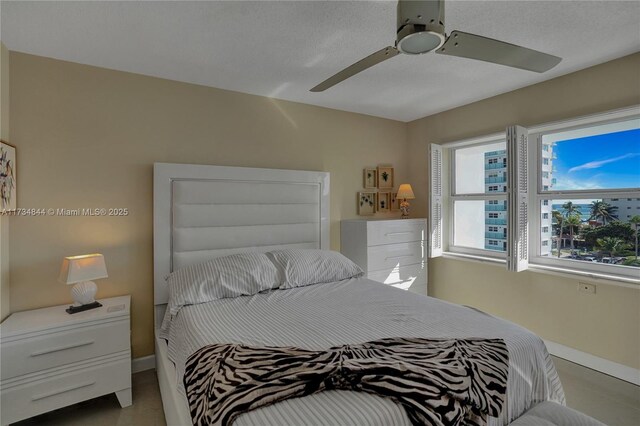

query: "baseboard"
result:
(544, 339), (640, 386)
(132, 354), (156, 373)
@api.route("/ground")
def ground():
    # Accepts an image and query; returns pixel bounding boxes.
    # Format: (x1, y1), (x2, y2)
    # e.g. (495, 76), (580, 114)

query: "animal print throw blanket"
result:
(184, 337), (509, 426)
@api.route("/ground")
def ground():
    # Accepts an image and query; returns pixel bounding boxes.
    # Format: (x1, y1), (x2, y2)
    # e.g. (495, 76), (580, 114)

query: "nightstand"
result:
(341, 218), (428, 294)
(0, 295), (131, 425)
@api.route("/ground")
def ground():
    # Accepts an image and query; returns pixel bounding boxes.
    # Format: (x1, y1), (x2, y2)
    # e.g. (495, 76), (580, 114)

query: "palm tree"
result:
(561, 202), (582, 252)
(552, 210), (564, 258)
(565, 214), (582, 251)
(596, 237), (627, 257)
(589, 201), (618, 226)
(562, 201), (581, 219)
(630, 215), (640, 261)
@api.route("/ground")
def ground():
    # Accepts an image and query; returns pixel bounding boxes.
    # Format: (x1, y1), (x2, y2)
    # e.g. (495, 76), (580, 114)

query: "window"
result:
(531, 109), (640, 280)
(429, 106), (640, 282)
(447, 139), (507, 257)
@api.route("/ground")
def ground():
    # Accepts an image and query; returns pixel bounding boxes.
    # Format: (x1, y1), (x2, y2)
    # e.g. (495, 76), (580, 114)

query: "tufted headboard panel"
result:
(153, 163), (330, 310)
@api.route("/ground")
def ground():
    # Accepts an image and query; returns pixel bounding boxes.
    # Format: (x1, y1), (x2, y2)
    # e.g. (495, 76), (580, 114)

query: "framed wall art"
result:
(358, 192), (376, 216)
(377, 166), (394, 190)
(363, 168), (377, 189)
(390, 192), (399, 211)
(377, 192), (390, 213)
(0, 141), (16, 211)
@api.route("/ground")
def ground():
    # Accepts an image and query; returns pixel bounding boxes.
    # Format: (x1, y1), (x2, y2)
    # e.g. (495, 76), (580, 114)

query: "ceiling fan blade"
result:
(435, 30), (561, 73)
(310, 46), (400, 92)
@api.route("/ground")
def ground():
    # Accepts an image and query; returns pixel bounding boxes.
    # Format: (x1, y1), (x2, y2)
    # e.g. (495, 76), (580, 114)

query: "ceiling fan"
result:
(310, 0), (561, 92)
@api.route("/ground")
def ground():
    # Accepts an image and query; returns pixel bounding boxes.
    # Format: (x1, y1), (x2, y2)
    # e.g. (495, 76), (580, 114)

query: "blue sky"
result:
(552, 128), (640, 190)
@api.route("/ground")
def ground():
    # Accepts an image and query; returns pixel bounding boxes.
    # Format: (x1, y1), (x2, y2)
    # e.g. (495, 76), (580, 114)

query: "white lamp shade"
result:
(58, 254), (108, 285)
(397, 184), (415, 200)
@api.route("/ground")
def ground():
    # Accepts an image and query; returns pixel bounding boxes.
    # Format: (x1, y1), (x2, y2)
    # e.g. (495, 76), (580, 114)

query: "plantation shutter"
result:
(429, 143), (444, 258)
(506, 125), (529, 272)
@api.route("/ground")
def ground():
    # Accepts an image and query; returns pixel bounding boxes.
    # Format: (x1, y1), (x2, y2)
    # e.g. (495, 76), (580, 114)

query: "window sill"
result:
(439, 252), (640, 289)
(442, 252), (506, 266)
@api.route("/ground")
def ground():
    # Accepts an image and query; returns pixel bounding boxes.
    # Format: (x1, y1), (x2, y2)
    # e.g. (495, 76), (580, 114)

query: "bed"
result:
(153, 163), (565, 426)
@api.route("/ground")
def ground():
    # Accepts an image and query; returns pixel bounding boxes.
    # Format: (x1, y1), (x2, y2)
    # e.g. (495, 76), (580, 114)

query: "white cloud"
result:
(568, 153), (640, 173)
(553, 178), (601, 191)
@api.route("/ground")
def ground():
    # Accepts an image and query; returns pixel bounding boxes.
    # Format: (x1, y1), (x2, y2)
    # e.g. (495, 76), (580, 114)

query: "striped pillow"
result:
(166, 252), (280, 315)
(267, 249), (364, 289)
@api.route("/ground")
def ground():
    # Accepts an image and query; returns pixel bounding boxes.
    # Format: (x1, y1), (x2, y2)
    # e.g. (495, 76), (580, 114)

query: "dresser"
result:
(0, 295), (132, 425)
(341, 218), (427, 294)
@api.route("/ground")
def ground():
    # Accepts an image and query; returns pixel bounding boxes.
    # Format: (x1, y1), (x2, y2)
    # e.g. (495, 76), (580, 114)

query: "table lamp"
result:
(397, 183), (415, 218)
(58, 253), (108, 314)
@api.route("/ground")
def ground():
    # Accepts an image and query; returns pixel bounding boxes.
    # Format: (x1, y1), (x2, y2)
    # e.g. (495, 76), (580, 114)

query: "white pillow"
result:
(266, 249), (364, 289)
(166, 252), (280, 315)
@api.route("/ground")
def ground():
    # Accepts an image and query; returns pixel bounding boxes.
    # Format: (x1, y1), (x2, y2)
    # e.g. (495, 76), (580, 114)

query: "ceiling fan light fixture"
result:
(397, 25), (445, 55)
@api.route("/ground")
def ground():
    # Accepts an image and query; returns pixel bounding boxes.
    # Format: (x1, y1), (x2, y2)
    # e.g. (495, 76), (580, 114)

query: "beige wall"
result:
(8, 52), (408, 357)
(408, 53), (640, 369)
(0, 42), (10, 321)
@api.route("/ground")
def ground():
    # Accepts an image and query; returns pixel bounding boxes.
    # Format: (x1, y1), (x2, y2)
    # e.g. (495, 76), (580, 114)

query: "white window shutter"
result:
(429, 143), (443, 258)
(506, 125), (529, 272)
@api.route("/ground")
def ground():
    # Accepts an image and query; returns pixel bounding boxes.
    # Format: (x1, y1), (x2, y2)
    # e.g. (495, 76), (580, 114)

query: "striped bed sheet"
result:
(159, 277), (565, 425)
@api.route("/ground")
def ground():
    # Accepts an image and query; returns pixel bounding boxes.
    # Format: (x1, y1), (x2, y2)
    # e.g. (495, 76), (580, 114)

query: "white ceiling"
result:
(1, 1), (639, 122)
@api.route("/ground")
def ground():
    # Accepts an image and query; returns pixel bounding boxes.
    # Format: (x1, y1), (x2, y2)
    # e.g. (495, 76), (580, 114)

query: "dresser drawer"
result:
(367, 220), (426, 246)
(1, 356), (130, 425)
(1, 319), (129, 380)
(367, 241), (424, 272)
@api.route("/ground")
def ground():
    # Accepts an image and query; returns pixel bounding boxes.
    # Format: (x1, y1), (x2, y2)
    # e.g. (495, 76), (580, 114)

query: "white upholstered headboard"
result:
(153, 163), (330, 318)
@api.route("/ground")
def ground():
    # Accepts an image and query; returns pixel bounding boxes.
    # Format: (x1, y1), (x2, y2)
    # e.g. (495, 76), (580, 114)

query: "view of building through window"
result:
(453, 141), (507, 253)
(484, 150), (508, 252)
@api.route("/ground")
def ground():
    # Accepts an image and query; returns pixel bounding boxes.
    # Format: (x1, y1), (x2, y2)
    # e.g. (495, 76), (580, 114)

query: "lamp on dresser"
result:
(58, 253), (108, 314)
(397, 183), (415, 218)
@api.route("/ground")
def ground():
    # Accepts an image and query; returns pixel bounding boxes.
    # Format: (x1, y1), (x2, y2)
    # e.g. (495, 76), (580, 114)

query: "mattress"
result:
(160, 278), (565, 425)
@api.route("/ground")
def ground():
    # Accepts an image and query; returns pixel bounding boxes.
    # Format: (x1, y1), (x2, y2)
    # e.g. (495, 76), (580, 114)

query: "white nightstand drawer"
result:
(367, 241), (424, 271)
(1, 355), (130, 425)
(367, 220), (426, 246)
(1, 319), (129, 380)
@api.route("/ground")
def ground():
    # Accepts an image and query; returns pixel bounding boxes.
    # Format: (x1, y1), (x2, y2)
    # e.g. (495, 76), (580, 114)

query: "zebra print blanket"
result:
(184, 337), (509, 426)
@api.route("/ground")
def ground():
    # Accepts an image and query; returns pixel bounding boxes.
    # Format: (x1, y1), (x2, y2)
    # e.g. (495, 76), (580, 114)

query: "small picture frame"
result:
(377, 192), (391, 213)
(390, 192), (399, 211)
(377, 166), (394, 190)
(0, 141), (17, 211)
(363, 168), (377, 189)
(358, 192), (376, 216)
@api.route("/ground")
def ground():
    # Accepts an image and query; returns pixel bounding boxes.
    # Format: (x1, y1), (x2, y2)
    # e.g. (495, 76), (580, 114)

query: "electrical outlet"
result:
(578, 282), (596, 294)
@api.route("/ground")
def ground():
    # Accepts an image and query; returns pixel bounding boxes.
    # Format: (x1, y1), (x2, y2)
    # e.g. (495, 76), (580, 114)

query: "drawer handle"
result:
(385, 255), (415, 261)
(31, 381), (96, 401)
(385, 231), (414, 236)
(30, 340), (95, 357)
